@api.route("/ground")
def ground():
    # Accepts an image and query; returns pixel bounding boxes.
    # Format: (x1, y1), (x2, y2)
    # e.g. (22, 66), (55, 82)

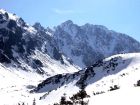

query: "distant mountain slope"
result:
(53, 20), (140, 67)
(32, 53), (140, 105)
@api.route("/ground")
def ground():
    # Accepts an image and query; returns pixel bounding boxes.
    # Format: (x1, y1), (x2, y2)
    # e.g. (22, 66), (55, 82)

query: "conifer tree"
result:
(33, 98), (36, 105)
(70, 84), (89, 105)
(53, 84), (90, 105)
(60, 93), (67, 105)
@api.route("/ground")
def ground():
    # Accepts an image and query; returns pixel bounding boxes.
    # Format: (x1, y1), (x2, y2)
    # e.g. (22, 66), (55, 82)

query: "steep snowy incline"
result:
(31, 50), (79, 75)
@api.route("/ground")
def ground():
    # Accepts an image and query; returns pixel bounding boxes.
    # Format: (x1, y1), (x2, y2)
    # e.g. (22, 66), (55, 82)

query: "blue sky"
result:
(0, 0), (140, 41)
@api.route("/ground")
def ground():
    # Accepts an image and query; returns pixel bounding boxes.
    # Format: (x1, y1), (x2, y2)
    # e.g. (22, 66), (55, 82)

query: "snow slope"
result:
(89, 87), (140, 105)
(31, 50), (79, 75)
(32, 53), (140, 105)
(0, 63), (44, 105)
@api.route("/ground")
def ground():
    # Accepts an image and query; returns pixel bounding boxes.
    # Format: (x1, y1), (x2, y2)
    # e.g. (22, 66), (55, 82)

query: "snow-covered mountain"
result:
(32, 53), (140, 105)
(0, 9), (79, 76)
(1, 9), (140, 71)
(54, 20), (140, 68)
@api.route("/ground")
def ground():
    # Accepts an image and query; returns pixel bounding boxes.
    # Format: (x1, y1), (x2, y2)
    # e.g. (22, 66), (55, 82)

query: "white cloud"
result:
(52, 8), (75, 14)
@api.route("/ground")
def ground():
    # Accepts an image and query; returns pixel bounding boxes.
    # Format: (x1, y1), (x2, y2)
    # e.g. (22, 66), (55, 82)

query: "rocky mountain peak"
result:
(33, 22), (45, 31)
(53, 20), (140, 68)
(61, 20), (73, 26)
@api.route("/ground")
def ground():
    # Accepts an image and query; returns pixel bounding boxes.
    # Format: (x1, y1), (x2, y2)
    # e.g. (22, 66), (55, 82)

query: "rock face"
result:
(0, 9), (63, 63)
(53, 20), (140, 67)
(0, 10), (25, 63)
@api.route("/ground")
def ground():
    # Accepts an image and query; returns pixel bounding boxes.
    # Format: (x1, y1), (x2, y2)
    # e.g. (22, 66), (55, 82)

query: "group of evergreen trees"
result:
(53, 84), (90, 105)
